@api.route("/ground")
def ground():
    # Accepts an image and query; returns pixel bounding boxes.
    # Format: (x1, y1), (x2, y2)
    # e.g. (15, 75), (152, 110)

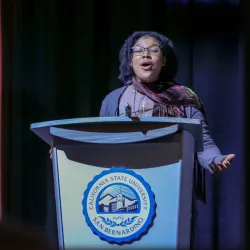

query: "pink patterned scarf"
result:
(132, 77), (205, 118)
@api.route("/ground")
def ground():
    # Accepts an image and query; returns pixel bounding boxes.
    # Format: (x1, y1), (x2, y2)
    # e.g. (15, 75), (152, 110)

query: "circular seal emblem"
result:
(82, 168), (156, 245)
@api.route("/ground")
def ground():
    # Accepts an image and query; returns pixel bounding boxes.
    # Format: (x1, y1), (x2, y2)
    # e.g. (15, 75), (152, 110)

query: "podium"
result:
(30, 117), (203, 250)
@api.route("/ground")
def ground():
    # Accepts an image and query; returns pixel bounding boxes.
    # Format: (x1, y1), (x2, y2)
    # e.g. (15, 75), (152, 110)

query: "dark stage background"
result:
(1, 0), (249, 249)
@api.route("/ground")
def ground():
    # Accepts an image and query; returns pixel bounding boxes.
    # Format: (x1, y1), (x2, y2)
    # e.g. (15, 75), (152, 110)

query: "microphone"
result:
(124, 103), (132, 117)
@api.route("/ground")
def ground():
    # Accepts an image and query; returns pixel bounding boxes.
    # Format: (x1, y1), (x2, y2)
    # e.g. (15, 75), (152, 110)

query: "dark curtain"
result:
(1, 0), (246, 249)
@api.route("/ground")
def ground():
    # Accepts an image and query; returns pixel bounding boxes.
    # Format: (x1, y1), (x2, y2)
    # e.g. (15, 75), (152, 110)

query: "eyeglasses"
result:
(132, 45), (162, 56)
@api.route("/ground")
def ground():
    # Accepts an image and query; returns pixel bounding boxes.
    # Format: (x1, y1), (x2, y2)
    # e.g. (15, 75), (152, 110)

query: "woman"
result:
(99, 31), (234, 175)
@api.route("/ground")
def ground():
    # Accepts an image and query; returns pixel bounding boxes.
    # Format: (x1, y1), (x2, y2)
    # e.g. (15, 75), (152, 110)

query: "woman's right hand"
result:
(49, 147), (52, 159)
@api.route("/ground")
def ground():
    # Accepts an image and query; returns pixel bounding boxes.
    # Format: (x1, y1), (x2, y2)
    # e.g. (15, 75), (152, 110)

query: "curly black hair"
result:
(118, 31), (178, 85)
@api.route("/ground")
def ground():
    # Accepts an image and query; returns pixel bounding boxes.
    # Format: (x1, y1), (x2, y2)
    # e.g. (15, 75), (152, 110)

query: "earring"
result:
(130, 62), (133, 67)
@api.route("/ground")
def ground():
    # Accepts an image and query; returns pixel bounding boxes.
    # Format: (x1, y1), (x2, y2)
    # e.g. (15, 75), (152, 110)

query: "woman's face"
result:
(131, 36), (166, 83)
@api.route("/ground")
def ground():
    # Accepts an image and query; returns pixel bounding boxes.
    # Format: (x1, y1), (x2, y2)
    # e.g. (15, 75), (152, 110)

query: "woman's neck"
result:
(134, 76), (164, 92)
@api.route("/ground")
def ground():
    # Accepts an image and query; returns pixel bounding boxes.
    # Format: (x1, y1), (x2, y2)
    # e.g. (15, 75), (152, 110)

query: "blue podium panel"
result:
(52, 132), (194, 250)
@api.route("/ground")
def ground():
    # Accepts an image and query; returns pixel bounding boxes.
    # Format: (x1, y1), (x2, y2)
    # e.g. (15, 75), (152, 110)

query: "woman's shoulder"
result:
(102, 86), (127, 102)
(167, 81), (204, 113)
(168, 81), (200, 98)
(100, 86), (127, 117)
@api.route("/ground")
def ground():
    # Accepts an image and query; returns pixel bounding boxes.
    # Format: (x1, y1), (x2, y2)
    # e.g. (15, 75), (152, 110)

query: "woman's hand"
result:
(49, 139), (54, 160)
(209, 154), (235, 173)
(49, 147), (52, 159)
